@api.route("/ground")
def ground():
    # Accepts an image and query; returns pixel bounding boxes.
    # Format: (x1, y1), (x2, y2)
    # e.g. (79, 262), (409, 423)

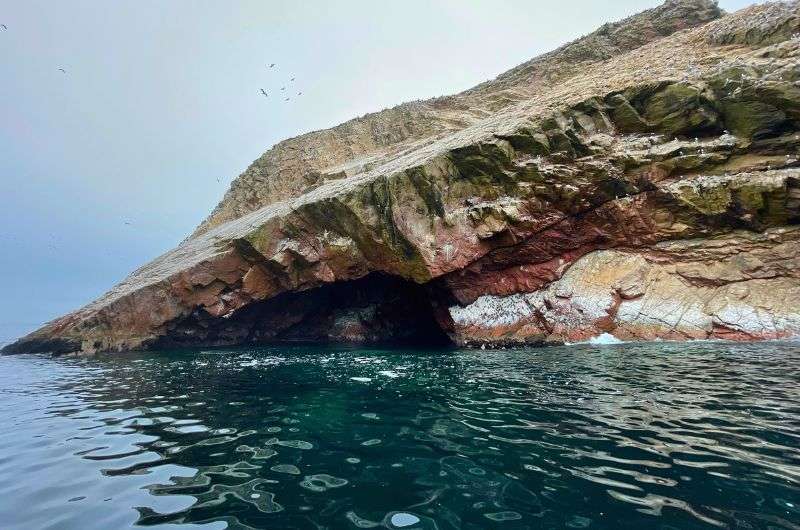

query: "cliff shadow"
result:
(148, 273), (453, 350)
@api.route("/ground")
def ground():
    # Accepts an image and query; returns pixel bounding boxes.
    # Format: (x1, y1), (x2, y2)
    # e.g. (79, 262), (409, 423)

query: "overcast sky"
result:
(0, 0), (763, 345)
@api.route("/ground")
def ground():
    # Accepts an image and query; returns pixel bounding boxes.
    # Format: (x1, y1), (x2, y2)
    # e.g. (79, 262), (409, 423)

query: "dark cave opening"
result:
(150, 273), (454, 350)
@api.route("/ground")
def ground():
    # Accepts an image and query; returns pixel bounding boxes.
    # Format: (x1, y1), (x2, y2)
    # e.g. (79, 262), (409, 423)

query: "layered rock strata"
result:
(4, 0), (800, 354)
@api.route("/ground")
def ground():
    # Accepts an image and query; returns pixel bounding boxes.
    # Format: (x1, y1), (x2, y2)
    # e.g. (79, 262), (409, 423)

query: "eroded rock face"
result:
(192, 0), (726, 238)
(4, 0), (800, 355)
(448, 228), (800, 345)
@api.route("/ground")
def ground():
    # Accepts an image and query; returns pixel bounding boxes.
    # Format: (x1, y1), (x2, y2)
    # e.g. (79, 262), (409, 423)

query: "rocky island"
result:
(5, 0), (800, 355)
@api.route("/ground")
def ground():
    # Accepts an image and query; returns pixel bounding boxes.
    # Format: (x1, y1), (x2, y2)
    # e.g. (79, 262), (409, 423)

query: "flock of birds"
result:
(260, 63), (302, 102)
(1, 23), (302, 229)
(1, 24), (303, 94)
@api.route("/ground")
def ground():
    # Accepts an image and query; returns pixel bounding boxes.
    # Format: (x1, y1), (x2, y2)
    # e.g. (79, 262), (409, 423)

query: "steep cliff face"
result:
(5, 0), (800, 355)
(192, 0), (724, 237)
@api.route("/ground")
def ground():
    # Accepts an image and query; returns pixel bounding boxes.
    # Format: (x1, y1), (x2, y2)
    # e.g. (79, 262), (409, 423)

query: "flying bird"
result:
(268, 63), (275, 68)
(260, 88), (268, 97)
(1, 24), (7, 30)
(58, 68), (66, 74)
(297, 92), (302, 96)
(290, 77), (295, 81)
(284, 97), (290, 101)
(124, 220), (132, 225)
(281, 86), (285, 91)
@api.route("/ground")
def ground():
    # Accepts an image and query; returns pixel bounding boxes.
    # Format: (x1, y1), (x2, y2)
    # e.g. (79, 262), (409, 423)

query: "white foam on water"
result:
(565, 333), (625, 346)
(588, 333), (624, 345)
(350, 377), (372, 383)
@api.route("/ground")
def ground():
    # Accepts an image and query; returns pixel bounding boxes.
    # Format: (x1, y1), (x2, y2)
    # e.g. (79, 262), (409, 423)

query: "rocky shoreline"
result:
(4, 0), (800, 355)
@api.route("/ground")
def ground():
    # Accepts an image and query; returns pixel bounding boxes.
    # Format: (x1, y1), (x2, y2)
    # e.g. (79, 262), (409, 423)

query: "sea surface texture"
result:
(0, 342), (798, 529)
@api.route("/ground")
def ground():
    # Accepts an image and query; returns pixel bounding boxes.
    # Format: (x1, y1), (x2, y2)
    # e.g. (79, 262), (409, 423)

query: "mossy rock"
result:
(707, 66), (761, 94)
(546, 130), (577, 157)
(540, 112), (570, 132)
(674, 184), (733, 215)
(622, 81), (671, 108)
(735, 185), (767, 211)
(642, 84), (721, 136)
(721, 100), (787, 140)
(449, 141), (514, 181)
(497, 128), (550, 156)
(607, 94), (649, 133)
(573, 96), (615, 133)
(644, 84), (701, 121)
(757, 83), (800, 122)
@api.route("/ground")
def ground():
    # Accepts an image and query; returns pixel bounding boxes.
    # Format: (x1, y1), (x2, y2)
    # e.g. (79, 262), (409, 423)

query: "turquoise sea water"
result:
(0, 342), (798, 529)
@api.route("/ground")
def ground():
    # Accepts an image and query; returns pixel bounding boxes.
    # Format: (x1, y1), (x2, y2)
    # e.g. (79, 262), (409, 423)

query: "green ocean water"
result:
(0, 342), (798, 529)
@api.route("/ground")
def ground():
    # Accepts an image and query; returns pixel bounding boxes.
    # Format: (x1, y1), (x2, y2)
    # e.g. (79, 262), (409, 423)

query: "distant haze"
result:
(0, 0), (766, 345)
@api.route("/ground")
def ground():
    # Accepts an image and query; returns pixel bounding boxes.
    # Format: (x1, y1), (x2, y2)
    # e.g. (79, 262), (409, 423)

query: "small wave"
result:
(565, 333), (625, 346)
(588, 333), (624, 345)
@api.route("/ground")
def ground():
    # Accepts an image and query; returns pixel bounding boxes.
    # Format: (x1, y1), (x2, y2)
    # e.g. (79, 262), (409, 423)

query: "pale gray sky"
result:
(0, 0), (763, 345)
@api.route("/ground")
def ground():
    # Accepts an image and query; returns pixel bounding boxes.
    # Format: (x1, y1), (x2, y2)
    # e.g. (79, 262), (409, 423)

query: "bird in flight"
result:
(58, 68), (66, 74)
(290, 77), (295, 81)
(269, 63), (275, 68)
(124, 220), (132, 225)
(1, 24), (7, 30)
(260, 88), (268, 97)
(281, 86), (286, 91)
(284, 97), (290, 101)
(297, 92), (303, 96)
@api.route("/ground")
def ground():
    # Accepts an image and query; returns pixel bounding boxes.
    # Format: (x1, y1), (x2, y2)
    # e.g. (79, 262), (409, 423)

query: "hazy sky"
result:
(0, 0), (763, 345)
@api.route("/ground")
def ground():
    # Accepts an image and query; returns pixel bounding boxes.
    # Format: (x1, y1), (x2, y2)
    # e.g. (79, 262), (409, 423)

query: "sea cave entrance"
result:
(150, 273), (453, 350)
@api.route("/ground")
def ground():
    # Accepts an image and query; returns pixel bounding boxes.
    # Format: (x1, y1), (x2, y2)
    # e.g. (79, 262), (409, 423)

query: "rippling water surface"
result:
(1, 342), (799, 529)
